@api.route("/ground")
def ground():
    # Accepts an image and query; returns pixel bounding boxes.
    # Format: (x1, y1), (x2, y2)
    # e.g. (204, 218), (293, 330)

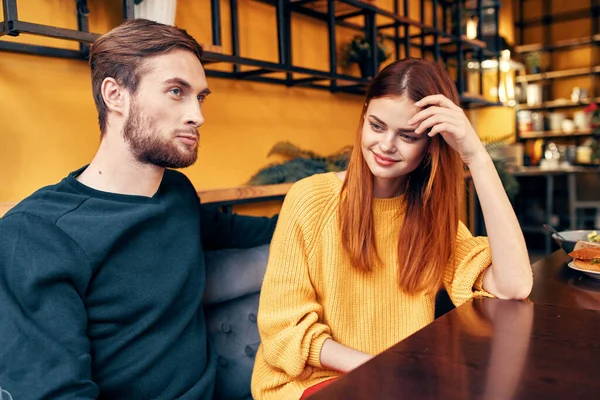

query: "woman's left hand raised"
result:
(408, 94), (487, 167)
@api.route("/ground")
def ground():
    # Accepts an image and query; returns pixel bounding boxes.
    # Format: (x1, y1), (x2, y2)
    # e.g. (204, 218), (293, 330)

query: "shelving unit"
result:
(514, 0), (599, 141)
(513, 0), (600, 253)
(0, 0), (503, 108)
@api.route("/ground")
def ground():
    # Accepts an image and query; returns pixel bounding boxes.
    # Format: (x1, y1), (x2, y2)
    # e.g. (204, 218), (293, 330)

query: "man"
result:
(0, 19), (277, 399)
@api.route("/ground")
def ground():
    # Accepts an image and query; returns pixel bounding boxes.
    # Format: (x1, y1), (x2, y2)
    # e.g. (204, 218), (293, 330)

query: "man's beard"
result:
(122, 103), (198, 169)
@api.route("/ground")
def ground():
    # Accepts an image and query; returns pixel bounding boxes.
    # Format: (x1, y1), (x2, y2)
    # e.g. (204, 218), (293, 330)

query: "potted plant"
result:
(340, 34), (389, 79)
(524, 52), (542, 74)
(584, 102), (600, 134)
(482, 134), (520, 200)
(247, 142), (351, 185)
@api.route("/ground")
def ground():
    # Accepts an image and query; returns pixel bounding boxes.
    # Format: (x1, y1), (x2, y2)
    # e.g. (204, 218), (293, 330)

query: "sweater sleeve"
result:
(443, 221), (495, 307)
(0, 213), (98, 399)
(200, 203), (278, 250)
(256, 182), (331, 379)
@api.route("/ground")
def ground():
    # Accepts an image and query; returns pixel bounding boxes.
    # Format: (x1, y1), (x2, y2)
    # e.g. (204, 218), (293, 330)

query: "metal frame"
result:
(0, 0), (502, 107)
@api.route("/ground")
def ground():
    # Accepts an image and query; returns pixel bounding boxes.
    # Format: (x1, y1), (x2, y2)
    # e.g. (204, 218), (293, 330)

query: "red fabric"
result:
(300, 378), (337, 399)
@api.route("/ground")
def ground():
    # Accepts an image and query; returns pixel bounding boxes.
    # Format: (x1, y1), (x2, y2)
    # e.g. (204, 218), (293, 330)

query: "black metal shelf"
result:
(459, 93), (502, 108)
(0, 0), (503, 107)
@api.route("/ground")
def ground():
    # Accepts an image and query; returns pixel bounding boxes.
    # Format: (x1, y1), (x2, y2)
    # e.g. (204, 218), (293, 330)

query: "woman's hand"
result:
(410, 94), (533, 299)
(408, 94), (487, 167)
(320, 339), (374, 373)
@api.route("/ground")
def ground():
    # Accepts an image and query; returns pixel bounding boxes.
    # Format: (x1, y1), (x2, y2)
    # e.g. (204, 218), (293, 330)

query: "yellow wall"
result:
(1, 0), (513, 217)
(0, 0), (362, 208)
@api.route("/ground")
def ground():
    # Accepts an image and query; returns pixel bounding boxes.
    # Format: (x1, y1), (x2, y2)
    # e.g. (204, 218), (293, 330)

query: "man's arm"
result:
(0, 213), (98, 399)
(200, 203), (278, 250)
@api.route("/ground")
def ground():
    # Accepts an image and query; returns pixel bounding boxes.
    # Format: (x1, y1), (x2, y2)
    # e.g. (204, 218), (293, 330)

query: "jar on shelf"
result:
(576, 146), (593, 164)
(531, 112), (544, 132)
(526, 84), (543, 106)
(548, 113), (566, 132)
(573, 110), (590, 131)
(518, 111), (533, 133)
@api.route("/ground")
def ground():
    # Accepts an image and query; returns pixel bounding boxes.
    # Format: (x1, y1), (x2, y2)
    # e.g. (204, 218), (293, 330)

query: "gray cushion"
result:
(203, 245), (270, 400)
(204, 245), (270, 305)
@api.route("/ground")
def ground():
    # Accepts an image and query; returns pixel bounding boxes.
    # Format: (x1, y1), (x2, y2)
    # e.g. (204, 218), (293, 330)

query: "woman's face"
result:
(361, 96), (431, 195)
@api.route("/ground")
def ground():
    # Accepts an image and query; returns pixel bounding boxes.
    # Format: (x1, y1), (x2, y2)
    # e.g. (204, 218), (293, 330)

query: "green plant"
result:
(483, 133), (520, 200)
(247, 142), (352, 185)
(340, 34), (389, 78)
(524, 52), (541, 74)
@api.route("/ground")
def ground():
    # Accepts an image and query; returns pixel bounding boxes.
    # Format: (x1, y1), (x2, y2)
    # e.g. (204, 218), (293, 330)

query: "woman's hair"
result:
(339, 58), (464, 294)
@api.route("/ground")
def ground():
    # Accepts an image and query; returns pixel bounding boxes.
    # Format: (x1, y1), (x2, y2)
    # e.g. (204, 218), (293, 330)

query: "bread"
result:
(573, 240), (600, 251)
(571, 259), (600, 272)
(568, 246), (600, 272)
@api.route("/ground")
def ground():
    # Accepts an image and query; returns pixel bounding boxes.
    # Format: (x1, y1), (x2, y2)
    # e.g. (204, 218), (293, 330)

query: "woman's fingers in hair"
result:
(428, 122), (457, 138)
(414, 94), (461, 111)
(409, 106), (454, 132)
(414, 114), (459, 136)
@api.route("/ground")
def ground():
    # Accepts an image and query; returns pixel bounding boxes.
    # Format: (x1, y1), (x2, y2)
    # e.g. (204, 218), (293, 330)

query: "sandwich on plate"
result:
(568, 241), (600, 272)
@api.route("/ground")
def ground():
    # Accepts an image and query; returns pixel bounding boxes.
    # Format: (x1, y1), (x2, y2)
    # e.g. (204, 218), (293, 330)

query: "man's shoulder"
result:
(3, 181), (88, 225)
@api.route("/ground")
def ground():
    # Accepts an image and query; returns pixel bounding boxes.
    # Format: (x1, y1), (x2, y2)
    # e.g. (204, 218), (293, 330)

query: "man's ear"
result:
(101, 77), (129, 115)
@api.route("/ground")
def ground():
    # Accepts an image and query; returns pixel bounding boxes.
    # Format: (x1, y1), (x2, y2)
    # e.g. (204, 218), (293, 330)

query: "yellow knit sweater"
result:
(251, 172), (493, 400)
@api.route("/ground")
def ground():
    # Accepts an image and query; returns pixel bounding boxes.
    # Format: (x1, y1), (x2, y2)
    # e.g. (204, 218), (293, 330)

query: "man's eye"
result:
(170, 88), (181, 96)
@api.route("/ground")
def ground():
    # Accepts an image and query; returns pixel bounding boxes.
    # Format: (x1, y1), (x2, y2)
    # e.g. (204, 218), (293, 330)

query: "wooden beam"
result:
(197, 183), (293, 204)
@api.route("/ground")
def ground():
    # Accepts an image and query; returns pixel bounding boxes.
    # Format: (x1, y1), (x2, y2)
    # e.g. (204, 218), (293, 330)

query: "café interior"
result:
(1, 0), (599, 399)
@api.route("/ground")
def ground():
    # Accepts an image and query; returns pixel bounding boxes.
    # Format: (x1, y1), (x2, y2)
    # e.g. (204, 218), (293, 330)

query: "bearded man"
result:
(0, 19), (277, 400)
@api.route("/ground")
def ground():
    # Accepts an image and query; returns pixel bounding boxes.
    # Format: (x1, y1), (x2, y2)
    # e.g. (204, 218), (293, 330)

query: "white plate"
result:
(567, 261), (600, 280)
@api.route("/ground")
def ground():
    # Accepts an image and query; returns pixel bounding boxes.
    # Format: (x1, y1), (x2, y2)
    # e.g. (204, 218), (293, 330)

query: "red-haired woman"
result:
(251, 58), (532, 400)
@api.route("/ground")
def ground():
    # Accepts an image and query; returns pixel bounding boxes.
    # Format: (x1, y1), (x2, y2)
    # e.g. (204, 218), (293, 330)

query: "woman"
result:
(251, 58), (532, 400)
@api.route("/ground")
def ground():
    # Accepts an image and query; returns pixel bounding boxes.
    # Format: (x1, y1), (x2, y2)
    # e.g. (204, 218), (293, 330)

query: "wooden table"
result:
(309, 251), (600, 399)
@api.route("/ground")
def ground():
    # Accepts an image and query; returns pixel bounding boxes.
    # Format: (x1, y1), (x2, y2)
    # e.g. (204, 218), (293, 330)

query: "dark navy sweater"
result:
(0, 167), (277, 399)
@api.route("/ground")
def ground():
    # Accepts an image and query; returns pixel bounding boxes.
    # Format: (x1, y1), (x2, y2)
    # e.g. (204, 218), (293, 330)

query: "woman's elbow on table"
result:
(484, 265), (534, 300)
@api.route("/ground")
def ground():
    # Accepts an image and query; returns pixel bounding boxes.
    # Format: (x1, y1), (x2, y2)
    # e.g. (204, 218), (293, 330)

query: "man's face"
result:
(123, 49), (210, 169)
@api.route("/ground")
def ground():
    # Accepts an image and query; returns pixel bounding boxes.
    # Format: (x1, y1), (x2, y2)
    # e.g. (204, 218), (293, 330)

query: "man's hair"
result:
(89, 19), (204, 134)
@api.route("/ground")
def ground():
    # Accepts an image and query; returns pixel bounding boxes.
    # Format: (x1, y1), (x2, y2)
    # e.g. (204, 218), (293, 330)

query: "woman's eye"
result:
(370, 122), (384, 132)
(399, 133), (417, 142)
